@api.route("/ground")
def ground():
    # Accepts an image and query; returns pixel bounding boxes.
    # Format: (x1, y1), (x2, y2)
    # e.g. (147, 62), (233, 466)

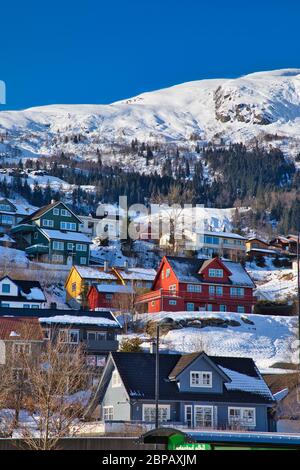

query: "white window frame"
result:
(67, 242), (74, 250)
(61, 209), (71, 217)
(187, 284), (201, 293)
(166, 268), (171, 278)
(112, 369), (122, 388)
(80, 257), (87, 265)
(53, 208), (59, 216)
(58, 329), (79, 344)
(208, 268), (223, 278)
(186, 302), (194, 311)
(194, 405), (214, 428)
(103, 406), (114, 421)
(169, 299), (177, 305)
(228, 407), (256, 427)
(190, 371), (212, 388)
(43, 219), (54, 228)
(142, 404), (170, 422)
(13, 342), (31, 355)
(209, 285), (215, 295)
(76, 243), (87, 252)
(53, 241), (64, 251)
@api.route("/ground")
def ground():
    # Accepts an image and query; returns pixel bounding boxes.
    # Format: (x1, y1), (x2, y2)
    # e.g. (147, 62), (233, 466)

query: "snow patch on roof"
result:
(220, 366), (274, 399)
(39, 314), (121, 327)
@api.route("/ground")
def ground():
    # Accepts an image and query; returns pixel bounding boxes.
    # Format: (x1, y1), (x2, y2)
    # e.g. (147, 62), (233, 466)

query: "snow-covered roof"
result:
(247, 248), (277, 254)
(116, 267), (156, 281)
(74, 265), (117, 280)
(21, 287), (46, 302)
(95, 284), (134, 294)
(39, 314), (121, 328)
(273, 388), (289, 402)
(0, 198), (38, 216)
(202, 230), (246, 240)
(222, 260), (256, 287)
(219, 366), (274, 400)
(40, 229), (91, 243)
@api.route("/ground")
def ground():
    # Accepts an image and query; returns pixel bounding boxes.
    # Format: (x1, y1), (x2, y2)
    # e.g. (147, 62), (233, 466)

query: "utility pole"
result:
(155, 323), (160, 430)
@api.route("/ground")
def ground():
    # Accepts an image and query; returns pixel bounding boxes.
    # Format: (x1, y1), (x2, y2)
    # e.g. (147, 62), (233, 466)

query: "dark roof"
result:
(165, 256), (255, 287)
(21, 201), (58, 223)
(110, 352), (274, 404)
(0, 308), (121, 329)
(0, 317), (44, 340)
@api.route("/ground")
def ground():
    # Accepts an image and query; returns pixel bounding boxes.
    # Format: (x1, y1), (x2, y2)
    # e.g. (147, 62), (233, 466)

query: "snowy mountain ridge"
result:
(2, 69), (300, 160)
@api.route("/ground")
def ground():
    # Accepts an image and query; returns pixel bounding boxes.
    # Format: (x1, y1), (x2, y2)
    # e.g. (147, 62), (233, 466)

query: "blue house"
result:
(94, 351), (276, 432)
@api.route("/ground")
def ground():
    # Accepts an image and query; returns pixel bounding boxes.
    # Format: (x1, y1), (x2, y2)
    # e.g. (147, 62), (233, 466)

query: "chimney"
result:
(150, 340), (157, 354)
(124, 259), (129, 273)
(51, 199), (56, 204)
(103, 260), (109, 272)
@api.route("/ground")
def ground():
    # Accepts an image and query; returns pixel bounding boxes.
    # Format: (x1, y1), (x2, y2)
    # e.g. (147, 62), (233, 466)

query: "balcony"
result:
(25, 244), (49, 255)
(85, 339), (119, 352)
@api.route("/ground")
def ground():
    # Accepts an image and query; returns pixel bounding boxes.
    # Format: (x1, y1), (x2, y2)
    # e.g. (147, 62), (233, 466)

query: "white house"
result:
(0, 276), (46, 309)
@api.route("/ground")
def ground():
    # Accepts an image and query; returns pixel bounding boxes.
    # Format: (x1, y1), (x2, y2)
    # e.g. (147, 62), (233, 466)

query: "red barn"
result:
(135, 255), (255, 314)
(87, 284), (134, 310)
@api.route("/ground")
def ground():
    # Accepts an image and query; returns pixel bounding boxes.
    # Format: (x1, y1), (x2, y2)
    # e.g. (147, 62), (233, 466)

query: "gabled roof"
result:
(0, 317), (44, 341)
(161, 256), (255, 287)
(168, 351), (231, 382)
(0, 308), (121, 329)
(115, 267), (157, 282)
(108, 352), (274, 404)
(72, 265), (118, 281)
(0, 276), (46, 302)
(21, 201), (82, 224)
(93, 284), (134, 294)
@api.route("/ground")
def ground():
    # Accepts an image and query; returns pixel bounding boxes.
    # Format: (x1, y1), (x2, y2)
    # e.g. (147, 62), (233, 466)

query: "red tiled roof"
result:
(0, 317), (44, 341)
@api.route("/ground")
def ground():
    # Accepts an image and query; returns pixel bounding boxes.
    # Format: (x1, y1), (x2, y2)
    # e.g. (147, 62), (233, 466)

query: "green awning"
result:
(11, 224), (36, 234)
(25, 244), (49, 255)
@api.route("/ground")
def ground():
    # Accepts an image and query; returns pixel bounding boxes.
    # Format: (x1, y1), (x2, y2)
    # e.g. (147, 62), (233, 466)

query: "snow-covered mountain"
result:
(2, 68), (300, 160)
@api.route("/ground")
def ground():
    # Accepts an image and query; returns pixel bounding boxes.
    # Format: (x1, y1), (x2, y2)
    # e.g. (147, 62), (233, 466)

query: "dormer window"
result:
(190, 371), (212, 388)
(208, 268), (223, 278)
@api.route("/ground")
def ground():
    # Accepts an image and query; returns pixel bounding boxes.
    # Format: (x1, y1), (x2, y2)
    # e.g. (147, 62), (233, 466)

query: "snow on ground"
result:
(247, 264), (297, 302)
(0, 245), (29, 267)
(133, 311), (298, 370)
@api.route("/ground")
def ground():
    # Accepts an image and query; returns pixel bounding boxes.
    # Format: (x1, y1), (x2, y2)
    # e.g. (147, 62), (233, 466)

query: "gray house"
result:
(95, 351), (276, 432)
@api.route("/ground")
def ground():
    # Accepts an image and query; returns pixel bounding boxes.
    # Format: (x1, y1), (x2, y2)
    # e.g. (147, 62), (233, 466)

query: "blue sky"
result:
(0, 0), (299, 110)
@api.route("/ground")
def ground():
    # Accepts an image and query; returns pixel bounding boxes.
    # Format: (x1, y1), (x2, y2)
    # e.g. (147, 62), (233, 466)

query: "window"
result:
(1, 283), (10, 294)
(237, 305), (245, 313)
(0, 203), (12, 212)
(209, 285), (215, 295)
(67, 242), (74, 250)
(230, 287), (244, 297)
(13, 343), (31, 355)
(87, 331), (107, 341)
(169, 299), (177, 305)
(60, 221), (76, 231)
(43, 219), (54, 227)
(23, 304), (30, 308)
(103, 406), (114, 421)
(61, 209), (71, 217)
(43, 328), (51, 340)
(58, 329), (79, 344)
(151, 301), (156, 307)
(220, 305), (227, 312)
(71, 282), (76, 292)
(204, 235), (220, 245)
(1, 303), (10, 308)
(53, 241), (64, 250)
(207, 304), (213, 311)
(143, 405), (170, 422)
(208, 268), (223, 278)
(52, 254), (64, 263)
(76, 244), (87, 252)
(166, 268), (171, 278)
(190, 371), (212, 388)
(80, 257), (87, 265)
(186, 302), (194, 311)
(184, 405), (193, 427)
(53, 208), (59, 216)
(187, 284), (201, 293)
(228, 407), (256, 427)
(105, 293), (113, 300)
(1, 214), (14, 225)
(216, 286), (223, 296)
(112, 370), (121, 388)
(169, 284), (176, 294)
(34, 232), (38, 239)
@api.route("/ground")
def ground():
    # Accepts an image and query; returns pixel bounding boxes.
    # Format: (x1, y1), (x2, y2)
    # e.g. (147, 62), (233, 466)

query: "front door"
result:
(194, 406), (213, 429)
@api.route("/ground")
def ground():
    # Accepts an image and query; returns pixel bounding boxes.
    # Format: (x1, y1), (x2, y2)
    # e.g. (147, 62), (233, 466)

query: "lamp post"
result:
(155, 323), (160, 430)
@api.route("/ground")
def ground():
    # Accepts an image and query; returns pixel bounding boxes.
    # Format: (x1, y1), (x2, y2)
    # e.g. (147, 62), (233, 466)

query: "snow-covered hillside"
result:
(134, 311), (298, 370)
(2, 69), (300, 160)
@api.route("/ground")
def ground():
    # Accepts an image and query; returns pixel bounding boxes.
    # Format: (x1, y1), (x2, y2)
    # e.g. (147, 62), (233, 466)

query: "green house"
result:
(11, 201), (91, 266)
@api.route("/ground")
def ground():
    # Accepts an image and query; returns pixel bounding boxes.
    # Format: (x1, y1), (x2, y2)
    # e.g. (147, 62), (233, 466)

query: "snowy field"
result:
(131, 311), (298, 371)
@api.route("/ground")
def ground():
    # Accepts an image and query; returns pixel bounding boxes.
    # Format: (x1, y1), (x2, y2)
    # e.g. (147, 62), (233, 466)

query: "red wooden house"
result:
(135, 256), (255, 314)
(87, 284), (135, 310)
